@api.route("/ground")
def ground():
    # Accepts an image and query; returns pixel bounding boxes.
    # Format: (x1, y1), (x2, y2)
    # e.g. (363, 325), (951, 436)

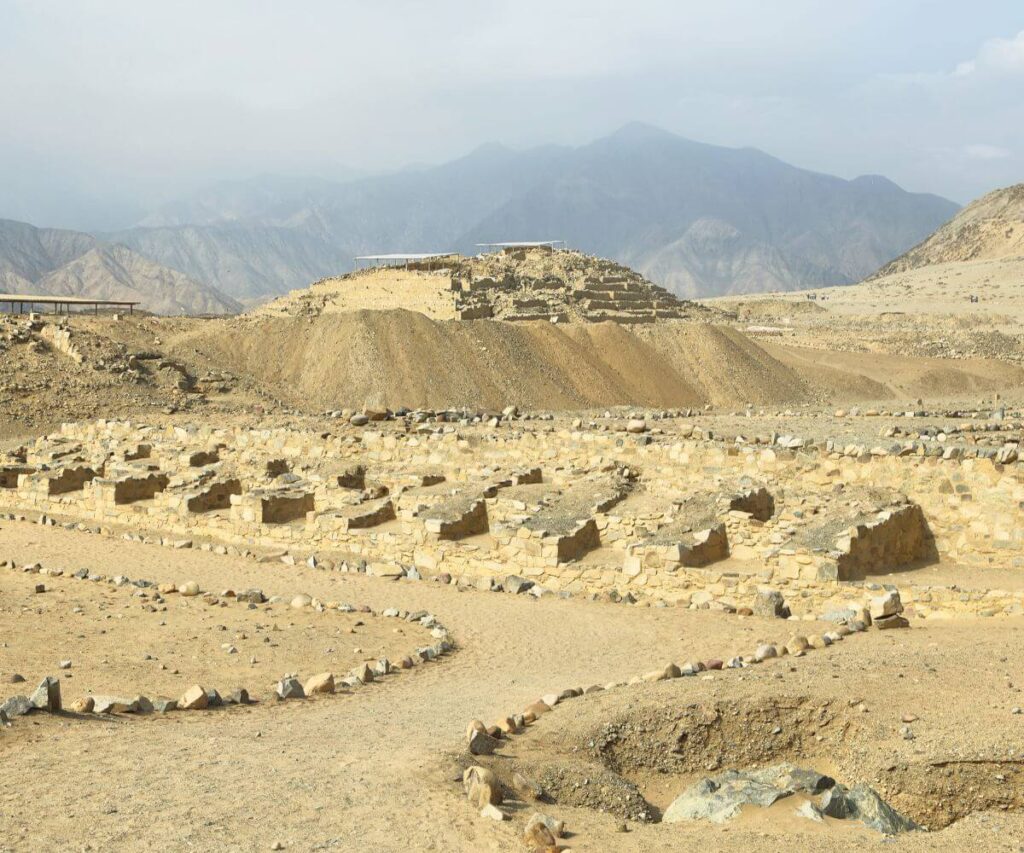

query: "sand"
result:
(2, 520), (1022, 851)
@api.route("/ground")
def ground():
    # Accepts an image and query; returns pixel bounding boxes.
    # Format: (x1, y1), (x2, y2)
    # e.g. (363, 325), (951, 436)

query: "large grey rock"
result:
(1, 695), (33, 718)
(30, 676), (61, 712)
(663, 764), (835, 825)
(753, 589), (789, 619)
(750, 763), (834, 795)
(820, 783), (918, 834)
(663, 774), (784, 824)
(468, 729), (500, 756)
(226, 688), (251, 705)
(236, 588), (266, 604)
(504, 575), (534, 595)
(276, 677), (305, 700)
(92, 695), (140, 714)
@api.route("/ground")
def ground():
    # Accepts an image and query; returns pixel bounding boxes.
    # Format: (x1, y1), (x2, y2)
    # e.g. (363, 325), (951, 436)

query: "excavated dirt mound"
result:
(179, 311), (812, 410)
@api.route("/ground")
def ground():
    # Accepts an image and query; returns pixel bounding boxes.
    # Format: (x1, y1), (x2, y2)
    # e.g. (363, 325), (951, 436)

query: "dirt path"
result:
(0, 521), (769, 852)
(2, 522), (1023, 852)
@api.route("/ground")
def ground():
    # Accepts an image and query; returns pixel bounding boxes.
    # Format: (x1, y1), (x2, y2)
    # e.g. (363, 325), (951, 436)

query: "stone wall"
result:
(2, 419), (1023, 618)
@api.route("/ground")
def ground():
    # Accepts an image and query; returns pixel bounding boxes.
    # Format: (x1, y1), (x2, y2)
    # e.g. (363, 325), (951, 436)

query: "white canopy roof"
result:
(475, 241), (564, 248)
(354, 252), (455, 261)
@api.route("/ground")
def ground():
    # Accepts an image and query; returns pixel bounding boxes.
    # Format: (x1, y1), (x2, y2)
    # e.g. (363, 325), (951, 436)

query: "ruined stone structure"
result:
(3, 418), (1023, 618)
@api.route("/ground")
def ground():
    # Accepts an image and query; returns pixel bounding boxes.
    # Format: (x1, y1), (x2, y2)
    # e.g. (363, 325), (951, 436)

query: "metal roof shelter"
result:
(353, 252), (458, 269)
(475, 241), (566, 249)
(0, 294), (139, 315)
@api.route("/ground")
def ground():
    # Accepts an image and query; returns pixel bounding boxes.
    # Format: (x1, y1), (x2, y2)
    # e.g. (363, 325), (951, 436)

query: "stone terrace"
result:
(2, 417), (1023, 619)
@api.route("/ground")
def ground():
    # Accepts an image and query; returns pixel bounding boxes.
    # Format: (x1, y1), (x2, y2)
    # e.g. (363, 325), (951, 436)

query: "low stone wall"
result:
(2, 419), (1023, 614)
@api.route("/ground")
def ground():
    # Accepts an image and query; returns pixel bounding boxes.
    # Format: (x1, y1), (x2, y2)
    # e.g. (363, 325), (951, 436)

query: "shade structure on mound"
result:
(475, 241), (565, 249)
(353, 253), (458, 269)
(0, 294), (139, 315)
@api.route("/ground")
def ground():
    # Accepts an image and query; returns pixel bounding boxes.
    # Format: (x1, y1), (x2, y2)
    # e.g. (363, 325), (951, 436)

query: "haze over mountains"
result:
(0, 219), (241, 315)
(2, 124), (960, 309)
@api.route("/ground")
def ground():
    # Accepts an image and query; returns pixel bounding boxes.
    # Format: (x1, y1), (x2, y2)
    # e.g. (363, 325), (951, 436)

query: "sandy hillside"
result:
(173, 308), (1024, 412)
(874, 183), (1024, 274)
(708, 183), (1024, 324)
(176, 311), (810, 410)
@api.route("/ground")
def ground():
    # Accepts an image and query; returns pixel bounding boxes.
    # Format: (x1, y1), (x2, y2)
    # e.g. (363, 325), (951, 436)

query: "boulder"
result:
(523, 816), (557, 849)
(226, 688), (251, 705)
(68, 696), (95, 714)
(178, 581), (200, 597)
(526, 812), (564, 840)
(874, 614), (910, 630)
(179, 684), (209, 710)
(820, 783), (918, 834)
(30, 676), (61, 712)
(504, 575), (534, 595)
(276, 677), (305, 700)
(782, 630), (806, 651)
(0, 695), (33, 718)
(92, 695), (140, 714)
(664, 764), (836, 825)
(753, 589), (789, 619)
(305, 672), (336, 695)
(869, 590), (903, 620)
(468, 728), (500, 756)
(352, 662), (375, 684)
(463, 766), (503, 807)
(513, 772), (545, 802)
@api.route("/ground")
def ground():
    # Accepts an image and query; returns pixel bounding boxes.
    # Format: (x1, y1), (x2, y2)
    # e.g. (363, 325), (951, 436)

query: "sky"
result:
(0, 0), (1021, 230)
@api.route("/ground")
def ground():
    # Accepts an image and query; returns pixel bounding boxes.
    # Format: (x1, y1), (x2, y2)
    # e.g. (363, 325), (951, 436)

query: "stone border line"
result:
(5, 508), (1012, 625)
(456, 589), (907, 850)
(0, 558), (454, 729)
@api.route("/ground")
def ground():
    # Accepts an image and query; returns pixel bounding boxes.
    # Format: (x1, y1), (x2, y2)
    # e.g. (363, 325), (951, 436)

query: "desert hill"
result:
(721, 183), (1024, 325)
(873, 183), (1024, 276)
(0, 219), (240, 315)
(107, 125), (956, 302)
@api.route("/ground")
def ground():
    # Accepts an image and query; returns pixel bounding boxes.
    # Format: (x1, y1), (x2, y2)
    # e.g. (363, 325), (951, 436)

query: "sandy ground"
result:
(0, 568), (433, 701)
(719, 258), (1024, 323)
(495, 617), (1024, 851)
(0, 519), (787, 853)
(2, 520), (1022, 851)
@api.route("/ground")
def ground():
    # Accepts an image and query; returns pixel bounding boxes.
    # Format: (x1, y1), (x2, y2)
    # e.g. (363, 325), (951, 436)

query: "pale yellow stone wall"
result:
(2, 420), (1023, 619)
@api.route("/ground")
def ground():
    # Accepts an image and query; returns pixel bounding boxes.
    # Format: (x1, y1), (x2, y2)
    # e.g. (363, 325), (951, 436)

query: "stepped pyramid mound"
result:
(254, 246), (719, 324)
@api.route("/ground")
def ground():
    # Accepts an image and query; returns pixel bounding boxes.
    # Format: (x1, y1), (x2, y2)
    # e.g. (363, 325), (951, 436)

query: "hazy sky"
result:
(1, 1), (1021, 229)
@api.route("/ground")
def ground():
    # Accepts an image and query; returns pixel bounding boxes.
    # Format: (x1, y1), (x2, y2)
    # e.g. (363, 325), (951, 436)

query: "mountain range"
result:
(0, 219), (241, 315)
(2, 124), (961, 309)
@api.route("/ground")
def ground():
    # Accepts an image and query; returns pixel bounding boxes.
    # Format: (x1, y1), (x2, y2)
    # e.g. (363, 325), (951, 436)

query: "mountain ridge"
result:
(0, 219), (240, 314)
(872, 183), (1024, 277)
